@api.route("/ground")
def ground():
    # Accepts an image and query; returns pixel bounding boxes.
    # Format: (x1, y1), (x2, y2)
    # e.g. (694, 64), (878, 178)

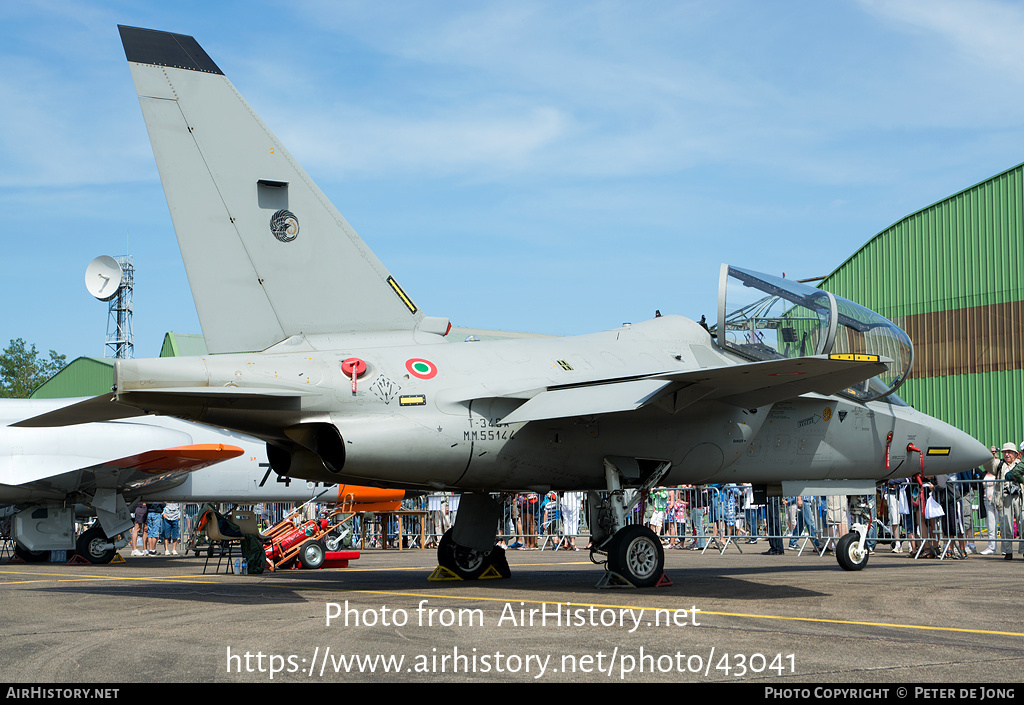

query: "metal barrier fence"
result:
(164, 478), (1022, 560)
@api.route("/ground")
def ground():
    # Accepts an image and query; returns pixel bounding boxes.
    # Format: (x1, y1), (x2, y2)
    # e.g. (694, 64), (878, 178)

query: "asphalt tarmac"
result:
(1, 540), (1022, 685)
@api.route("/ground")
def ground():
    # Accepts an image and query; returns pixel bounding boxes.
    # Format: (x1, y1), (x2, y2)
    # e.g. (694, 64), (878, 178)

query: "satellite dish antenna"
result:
(85, 256), (124, 302)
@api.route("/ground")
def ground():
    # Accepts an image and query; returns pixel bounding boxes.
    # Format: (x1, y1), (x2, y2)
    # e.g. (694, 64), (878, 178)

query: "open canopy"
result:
(713, 264), (913, 402)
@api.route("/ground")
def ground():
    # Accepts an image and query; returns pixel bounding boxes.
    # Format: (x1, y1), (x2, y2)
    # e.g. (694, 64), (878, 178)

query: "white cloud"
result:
(858, 0), (1024, 77)
(281, 103), (570, 179)
(268, 0), (1024, 190)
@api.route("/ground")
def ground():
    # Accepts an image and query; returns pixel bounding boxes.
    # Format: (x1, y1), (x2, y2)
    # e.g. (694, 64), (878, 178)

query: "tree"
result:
(0, 338), (67, 398)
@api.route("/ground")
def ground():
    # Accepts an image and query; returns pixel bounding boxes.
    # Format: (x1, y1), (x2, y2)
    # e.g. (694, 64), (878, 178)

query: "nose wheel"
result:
(836, 531), (869, 571)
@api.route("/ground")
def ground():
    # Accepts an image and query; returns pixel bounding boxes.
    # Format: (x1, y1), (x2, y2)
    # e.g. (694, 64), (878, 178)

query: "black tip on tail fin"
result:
(118, 25), (223, 75)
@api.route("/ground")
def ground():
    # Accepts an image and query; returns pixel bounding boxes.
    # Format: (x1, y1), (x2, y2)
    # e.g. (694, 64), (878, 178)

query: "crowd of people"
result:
(979, 442), (1024, 559)
(127, 501), (182, 556)
(496, 491), (585, 550)
(477, 452), (1024, 559)
(114, 445), (1024, 559)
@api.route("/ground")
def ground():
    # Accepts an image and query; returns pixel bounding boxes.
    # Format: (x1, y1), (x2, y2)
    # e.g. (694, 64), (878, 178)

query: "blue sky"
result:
(4, 0), (1024, 361)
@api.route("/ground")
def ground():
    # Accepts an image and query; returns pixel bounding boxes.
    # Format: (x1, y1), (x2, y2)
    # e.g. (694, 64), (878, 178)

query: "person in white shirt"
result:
(992, 443), (1021, 560)
(162, 502), (181, 556)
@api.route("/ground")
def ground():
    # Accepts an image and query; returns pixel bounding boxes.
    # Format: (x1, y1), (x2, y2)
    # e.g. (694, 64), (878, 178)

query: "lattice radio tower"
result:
(85, 255), (135, 359)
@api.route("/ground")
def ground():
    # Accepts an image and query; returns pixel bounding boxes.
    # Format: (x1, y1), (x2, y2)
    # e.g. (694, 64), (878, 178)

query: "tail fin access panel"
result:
(118, 26), (423, 353)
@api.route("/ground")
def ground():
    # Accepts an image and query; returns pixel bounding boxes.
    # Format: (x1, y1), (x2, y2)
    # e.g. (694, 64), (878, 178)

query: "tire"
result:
(836, 532), (869, 571)
(75, 525), (117, 564)
(436, 529), (491, 580)
(298, 539), (326, 569)
(13, 542), (50, 563)
(607, 525), (665, 587)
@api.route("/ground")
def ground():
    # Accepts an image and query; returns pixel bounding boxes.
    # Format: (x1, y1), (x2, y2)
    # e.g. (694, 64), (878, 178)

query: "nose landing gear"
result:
(837, 500), (871, 571)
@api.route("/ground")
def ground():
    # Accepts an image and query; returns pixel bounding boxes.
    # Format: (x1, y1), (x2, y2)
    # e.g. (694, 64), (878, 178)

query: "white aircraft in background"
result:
(18, 26), (990, 586)
(1, 398), (405, 563)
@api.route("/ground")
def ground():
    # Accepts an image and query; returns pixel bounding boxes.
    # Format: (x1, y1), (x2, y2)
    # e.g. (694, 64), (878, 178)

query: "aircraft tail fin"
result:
(118, 26), (424, 353)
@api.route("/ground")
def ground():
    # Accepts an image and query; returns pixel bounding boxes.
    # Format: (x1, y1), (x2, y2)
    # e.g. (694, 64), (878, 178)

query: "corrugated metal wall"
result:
(820, 162), (1024, 448)
(30, 357), (113, 399)
(900, 372), (1024, 450)
(32, 333), (210, 399)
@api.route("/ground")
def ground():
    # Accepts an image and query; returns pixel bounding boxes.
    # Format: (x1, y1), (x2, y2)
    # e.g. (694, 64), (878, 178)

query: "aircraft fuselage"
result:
(111, 315), (981, 492)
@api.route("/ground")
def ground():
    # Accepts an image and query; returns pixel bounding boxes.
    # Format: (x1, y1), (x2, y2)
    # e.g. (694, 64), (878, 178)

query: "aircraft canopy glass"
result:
(712, 265), (913, 402)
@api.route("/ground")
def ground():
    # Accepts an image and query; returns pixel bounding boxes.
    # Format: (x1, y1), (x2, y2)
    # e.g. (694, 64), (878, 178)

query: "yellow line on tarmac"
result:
(694, 609), (1024, 638)
(0, 568), (243, 586)
(326, 561), (590, 572)
(5, 566), (1020, 639)
(0, 577), (120, 586)
(323, 589), (1024, 639)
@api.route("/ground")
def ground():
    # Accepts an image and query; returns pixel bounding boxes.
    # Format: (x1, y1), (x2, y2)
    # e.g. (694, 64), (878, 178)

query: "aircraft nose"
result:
(926, 418), (991, 474)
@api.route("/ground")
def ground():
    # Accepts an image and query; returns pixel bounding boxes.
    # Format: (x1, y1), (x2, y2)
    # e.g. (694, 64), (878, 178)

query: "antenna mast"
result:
(85, 255), (135, 359)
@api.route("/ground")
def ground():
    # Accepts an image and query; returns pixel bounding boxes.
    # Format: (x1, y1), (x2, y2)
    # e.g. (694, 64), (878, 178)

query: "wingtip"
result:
(165, 444), (246, 460)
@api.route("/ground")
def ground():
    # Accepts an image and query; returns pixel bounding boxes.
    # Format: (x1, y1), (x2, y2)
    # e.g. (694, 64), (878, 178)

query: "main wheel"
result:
(75, 525), (117, 564)
(298, 539), (326, 569)
(13, 542), (50, 563)
(836, 532), (869, 571)
(607, 525), (665, 587)
(437, 529), (491, 580)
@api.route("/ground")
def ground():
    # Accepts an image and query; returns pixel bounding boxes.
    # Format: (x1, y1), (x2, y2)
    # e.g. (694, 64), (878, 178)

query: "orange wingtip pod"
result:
(349, 501), (403, 512)
(336, 485), (405, 505)
(112, 444), (245, 473)
(162, 444), (246, 460)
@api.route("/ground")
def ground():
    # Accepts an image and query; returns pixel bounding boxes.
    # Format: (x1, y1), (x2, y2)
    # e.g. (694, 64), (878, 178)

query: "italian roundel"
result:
(405, 358), (438, 380)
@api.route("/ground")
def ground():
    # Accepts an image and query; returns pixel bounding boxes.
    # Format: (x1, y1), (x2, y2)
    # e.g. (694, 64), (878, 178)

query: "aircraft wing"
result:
(107, 444), (245, 474)
(6, 394), (145, 428)
(1, 438), (245, 541)
(101, 443), (246, 495)
(10, 388), (317, 428)
(499, 355), (888, 424)
(497, 379), (672, 425)
(1, 441), (243, 500)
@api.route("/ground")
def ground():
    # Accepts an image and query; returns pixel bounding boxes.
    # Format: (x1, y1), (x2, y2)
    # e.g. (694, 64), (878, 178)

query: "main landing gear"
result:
(436, 529), (510, 580)
(10, 526), (119, 565)
(10, 503), (129, 565)
(431, 494), (510, 581)
(75, 524), (119, 564)
(599, 524), (665, 588)
(587, 458), (672, 588)
(432, 459), (672, 587)
(12, 543), (50, 563)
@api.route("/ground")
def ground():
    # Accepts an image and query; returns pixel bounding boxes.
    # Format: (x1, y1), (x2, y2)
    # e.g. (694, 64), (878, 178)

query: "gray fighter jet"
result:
(17, 26), (990, 585)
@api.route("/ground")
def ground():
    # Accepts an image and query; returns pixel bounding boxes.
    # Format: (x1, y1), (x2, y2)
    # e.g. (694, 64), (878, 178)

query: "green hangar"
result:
(820, 161), (1024, 450)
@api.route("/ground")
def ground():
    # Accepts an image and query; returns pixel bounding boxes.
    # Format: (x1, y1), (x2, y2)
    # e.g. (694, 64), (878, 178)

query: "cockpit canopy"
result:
(712, 264), (913, 403)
